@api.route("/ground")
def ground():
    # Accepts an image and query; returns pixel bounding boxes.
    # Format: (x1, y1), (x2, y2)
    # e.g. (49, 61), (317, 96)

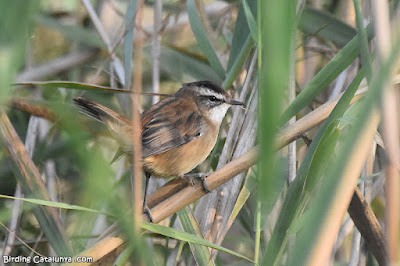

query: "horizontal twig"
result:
(144, 146), (259, 223)
(10, 99), (57, 122)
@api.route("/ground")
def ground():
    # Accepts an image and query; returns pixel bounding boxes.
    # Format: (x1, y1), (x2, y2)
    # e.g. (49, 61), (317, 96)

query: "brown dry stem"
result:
(348, 187), (388, 265)
(10, 99), (57, 123)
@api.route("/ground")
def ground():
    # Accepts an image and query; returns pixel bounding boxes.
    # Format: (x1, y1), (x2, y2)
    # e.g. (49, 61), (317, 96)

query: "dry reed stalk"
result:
(372, 0), (400, 263)
(132, 0), (145, 229)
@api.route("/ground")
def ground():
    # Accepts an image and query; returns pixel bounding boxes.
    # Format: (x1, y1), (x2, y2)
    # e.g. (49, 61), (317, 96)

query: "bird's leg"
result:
(183, 172), (211, 193)
(143, 172), (154, 223)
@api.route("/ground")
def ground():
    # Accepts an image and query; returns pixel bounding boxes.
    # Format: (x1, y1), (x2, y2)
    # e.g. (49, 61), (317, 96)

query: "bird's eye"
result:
(208, 96), (218, 101)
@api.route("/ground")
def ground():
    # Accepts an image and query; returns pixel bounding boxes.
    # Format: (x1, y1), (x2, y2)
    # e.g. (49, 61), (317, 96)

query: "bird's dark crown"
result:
(182, 81), (226, 96)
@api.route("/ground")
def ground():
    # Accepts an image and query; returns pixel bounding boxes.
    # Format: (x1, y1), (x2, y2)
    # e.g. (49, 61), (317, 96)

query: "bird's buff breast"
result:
(143, 127), (218, 178)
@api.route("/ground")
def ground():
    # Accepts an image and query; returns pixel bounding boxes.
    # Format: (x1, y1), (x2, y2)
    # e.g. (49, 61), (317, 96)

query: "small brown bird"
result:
(73, 81), (244, 221)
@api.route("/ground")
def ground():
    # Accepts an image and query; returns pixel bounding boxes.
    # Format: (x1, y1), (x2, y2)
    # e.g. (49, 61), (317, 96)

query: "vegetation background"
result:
(0, 0), (399, 265)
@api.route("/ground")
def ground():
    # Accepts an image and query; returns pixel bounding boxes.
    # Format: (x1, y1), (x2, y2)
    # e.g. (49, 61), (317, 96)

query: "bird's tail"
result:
(73, 97), (124, 124)
(73, 97), (132, 149)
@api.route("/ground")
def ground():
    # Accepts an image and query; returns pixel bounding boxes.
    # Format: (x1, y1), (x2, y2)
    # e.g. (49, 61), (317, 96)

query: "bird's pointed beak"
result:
(227, 100), (245, 106)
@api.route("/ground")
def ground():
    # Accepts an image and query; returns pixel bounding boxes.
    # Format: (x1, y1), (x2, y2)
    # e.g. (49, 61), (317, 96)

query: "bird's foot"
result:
(183, 172), (211, 193)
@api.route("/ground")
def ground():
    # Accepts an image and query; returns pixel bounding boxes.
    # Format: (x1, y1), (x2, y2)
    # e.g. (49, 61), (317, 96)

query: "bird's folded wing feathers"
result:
(141, 111), (204, 158)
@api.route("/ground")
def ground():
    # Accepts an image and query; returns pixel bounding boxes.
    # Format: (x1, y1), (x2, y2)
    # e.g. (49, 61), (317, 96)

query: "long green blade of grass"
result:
(227, 0), (256, 72)
(298, 7), (357, 48)
(186, 0), (225, 79)
(242, 0), (258, 43)
(257, 0), (296, 202)
(177, 207), (215, 266)
(222, 35), (253, 90)
(142, 222), (255, 263)
(257, 1), (296, 263)
(0, 194), (112, 216)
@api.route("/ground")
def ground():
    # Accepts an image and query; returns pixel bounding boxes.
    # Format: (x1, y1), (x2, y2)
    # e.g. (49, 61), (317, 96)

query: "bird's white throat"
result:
(207, 103), (230, 124)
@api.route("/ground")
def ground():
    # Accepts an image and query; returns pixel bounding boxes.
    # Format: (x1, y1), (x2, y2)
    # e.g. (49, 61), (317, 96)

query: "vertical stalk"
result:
(372, 0), (400, 263)
(132, 0), (145, 230)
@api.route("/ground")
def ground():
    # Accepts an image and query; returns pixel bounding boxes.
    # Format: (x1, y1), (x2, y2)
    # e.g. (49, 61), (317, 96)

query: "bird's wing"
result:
(141, 107), (204, 158)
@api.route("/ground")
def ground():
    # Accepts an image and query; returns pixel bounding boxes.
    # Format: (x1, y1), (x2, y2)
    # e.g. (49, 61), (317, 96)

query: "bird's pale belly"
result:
(143, 130), (218, 178)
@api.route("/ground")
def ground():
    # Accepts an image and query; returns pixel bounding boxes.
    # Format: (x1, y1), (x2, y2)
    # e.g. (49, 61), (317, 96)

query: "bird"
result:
(73, 80), (244, 221)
